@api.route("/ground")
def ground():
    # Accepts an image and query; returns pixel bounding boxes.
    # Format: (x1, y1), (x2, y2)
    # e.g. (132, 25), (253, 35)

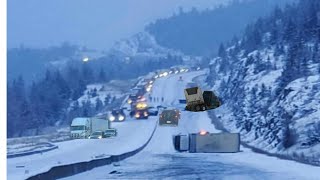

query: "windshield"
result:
(162, 111), (176, 118)
(112, 110), (123, 115)
(8, 0), (320, 179)
(91, 132), (102, 136)
(186, 87), (198, 95)
(105, 130), (115, 133)
(70, 126), (85, 131)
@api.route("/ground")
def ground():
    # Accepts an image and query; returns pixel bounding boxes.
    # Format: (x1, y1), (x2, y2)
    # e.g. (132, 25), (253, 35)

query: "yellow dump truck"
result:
(184, 87), (221, 112)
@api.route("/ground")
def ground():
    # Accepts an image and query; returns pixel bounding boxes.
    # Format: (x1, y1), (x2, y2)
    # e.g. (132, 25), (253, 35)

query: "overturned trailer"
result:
(173, 132), (240, 153)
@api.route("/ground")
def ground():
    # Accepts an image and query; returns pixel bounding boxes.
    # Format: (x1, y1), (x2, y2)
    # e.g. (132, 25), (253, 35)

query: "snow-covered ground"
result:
(208, 46), (320, 163)
(63, 70), (320, 180)
(7, 117), (157, 180)
(75, 79), (136, 107)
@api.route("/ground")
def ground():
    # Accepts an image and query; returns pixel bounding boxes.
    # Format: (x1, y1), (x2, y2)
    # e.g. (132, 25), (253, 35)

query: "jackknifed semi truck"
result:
(173, 132), (240, 153)
(184, 87), (221, 112)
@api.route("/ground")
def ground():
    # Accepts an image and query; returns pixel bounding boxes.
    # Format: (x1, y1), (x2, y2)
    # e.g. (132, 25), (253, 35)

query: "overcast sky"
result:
(8, 0), (230, 50)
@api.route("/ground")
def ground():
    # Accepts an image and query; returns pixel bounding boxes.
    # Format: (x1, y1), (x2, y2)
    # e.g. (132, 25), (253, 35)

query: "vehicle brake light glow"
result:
(199, 130), (208, 136)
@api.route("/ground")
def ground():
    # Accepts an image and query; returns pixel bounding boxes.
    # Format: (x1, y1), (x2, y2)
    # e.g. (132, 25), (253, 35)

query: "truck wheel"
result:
(195, 105), (201, 112)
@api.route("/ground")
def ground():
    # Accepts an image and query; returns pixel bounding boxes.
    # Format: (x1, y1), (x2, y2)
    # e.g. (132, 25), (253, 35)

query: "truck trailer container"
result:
(173, 132), (240, 153)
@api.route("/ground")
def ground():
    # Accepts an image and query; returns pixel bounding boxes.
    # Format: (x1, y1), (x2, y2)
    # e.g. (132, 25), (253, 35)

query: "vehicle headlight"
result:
(98, 136), (102, 139)
(135, 113), (140, 118)
(118, 115), (125, 121)
(109, 116), (115, 121)
(144, 112), (148, 116)
(128, 99), (132, 104)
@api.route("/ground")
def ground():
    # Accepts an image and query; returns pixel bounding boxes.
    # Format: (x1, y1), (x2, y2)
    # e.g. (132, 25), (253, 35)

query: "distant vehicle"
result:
(70, 117), (110, 139)
(127, 94), (138, 104)
(136, 86), (147, 95)
(156, 105), (167, 110)
(173, 132), (240, 153)
(159, 109), (180, 126)
(148, 106), (158, 116)
(137, 96), (146, 102)
(134, 102), (149, 119)
(135, 109), (149, 119)
(104, 128), (117, 137)
(108, 109), (126, 122)
(88, 131), (106, 139)
(184, 87), (221, 112)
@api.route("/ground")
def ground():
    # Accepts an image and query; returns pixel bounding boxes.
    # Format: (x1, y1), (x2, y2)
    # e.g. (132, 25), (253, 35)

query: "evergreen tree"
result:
(300, 57), (309, 77)
(98, 68), (107, 82)
(104, 94), (111, 105)
(95, 98), (103, 112)
(218, 43), (227, 58)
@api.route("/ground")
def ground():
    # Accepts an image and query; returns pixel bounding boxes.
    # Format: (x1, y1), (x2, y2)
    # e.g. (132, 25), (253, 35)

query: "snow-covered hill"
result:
(206, 0), (320, 165)
(109, 32), (181, 58)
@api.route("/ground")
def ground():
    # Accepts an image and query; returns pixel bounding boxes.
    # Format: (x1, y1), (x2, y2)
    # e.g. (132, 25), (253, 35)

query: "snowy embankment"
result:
(7, 127), (70, 158)
(7, 118), (157, 180)
(7, 79), (136, 160)
(74, 79), (136, 108)
(207, 47), (320, 165)
(65, 70), (320, 180)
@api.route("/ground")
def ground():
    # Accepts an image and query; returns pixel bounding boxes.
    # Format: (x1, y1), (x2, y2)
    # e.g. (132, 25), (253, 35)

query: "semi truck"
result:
(70, 117), (111, 139)
(184, 87), (221, 112)
(173, 132), (240, 153)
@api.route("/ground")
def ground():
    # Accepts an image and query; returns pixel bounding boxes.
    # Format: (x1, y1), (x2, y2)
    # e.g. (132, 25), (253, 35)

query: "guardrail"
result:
(26, 121), (158, 180)
(7, 143), (58, 159)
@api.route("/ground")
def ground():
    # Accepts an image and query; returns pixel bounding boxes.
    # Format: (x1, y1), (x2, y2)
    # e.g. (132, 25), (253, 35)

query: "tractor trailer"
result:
(173, 132), (240, 153)
(70, 117), (111, 139)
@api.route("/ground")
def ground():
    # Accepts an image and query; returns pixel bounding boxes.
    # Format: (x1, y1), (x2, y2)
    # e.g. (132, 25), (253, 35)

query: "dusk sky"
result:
(8, 0), (229, 50)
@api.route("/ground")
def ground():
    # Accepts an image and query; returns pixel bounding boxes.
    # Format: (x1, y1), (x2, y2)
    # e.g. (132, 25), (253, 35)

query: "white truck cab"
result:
(70, 118), (90, 139)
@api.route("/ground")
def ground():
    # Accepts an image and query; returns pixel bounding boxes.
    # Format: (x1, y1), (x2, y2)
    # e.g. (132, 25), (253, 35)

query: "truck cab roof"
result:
(71, 117), (90, 126)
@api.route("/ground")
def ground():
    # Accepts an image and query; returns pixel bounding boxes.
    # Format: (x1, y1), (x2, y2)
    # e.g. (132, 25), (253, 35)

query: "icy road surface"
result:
(7, 117), (157, 180)
(64, 70), (320, 180)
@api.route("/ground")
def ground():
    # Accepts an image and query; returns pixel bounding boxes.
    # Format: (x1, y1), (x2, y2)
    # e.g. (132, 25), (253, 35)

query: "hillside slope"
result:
(206, 0), (320, 165)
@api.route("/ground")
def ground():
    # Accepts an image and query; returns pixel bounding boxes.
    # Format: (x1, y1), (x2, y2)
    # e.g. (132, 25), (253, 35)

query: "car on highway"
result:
(135, 109), (149, 119)
(88, 131), (106, 139)
(127, 94), (138, 104)
(108, 109), (126, 122)
(156, 105), (167, 110)
(148, 106), (158, 116)
(159, 109), (180, 126)
(104, 128), (117, 137)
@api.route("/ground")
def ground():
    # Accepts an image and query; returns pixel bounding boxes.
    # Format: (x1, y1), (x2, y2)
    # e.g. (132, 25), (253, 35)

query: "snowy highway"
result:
(63, 70), (320, 180)
(7, 116), (157, 180)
